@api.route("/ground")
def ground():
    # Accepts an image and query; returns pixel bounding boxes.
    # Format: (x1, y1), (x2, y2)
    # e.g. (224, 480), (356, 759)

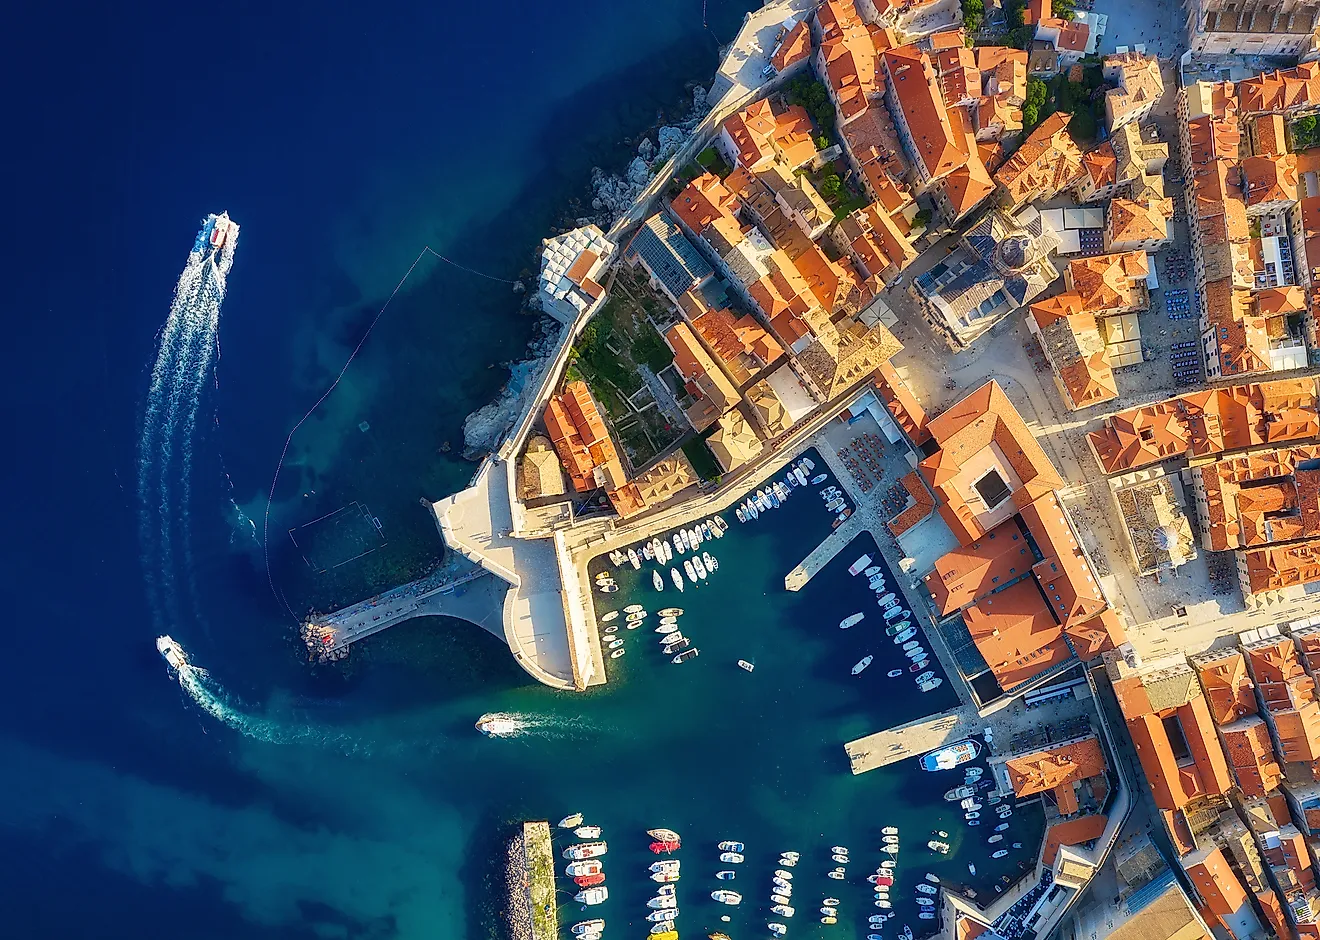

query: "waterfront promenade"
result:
(844, 706), (976, 773)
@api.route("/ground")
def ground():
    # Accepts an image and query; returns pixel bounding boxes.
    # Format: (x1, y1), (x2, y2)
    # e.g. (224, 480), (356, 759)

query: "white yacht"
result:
(156, 635), (188, 671)
(840, 612), (865, 629)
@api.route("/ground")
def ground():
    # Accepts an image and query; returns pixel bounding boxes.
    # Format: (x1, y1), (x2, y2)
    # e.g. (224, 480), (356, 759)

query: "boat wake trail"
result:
(477, 712), (597, 740)
(137, 214), (237, 628)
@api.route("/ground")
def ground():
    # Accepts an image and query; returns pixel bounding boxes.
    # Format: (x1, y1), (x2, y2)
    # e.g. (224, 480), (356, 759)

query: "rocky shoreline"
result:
(502, 831), (534, 940)
(458, 83), (711, 460)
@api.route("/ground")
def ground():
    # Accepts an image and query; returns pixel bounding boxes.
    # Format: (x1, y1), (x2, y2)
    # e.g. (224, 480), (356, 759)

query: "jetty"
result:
(300, 553), (499, 660)
(784, 509), (874, 591)
(523, 822), (557, 940)
(843, 706), (979, 774)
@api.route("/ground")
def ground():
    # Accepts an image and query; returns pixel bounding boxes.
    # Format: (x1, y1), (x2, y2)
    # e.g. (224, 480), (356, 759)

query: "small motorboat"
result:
(827, 870), (845, 880)
(656, 623), (679, 634)
(823, 897), (841, 906)
(720, 852), (745, 863)
(603, 625), (618, 635)
(646, 909), (678, 923)
(571, 920), (605, 936)
(655, 884), (676, 898)
(916, 884), (937, 896)
(925, 874), (941, 885)
(965, 766), (984, 781)
(988, 834), (1003, 844)
(961, 797), (982, 811)
(864, 565), (882, 577)
(928, 840), (949, 854)
(965, 811), (980, 820)
(848, 554), (873, 576)
(968, 820), (980, 827)
(892, 627), (916, 644)
(597, 582), (617, 593)
(648, 828), (681, 843)
(968, 863), (977, 875)
(716, 870), (736, 880)
(992, 850), (1008, 859)
(607, 638), (624, 649)
(768, 924), (788, 937)
(772, 905), (796, 917)
(919, 677), (944, 692)
(869, 915), (887, 924)
(887, 669), (903, 677)
(624, 604), (644, 614)
(642, 543), (654, 561)
(566, 860), (603, 877)
(884, 620), (911, 636)
(576, 886), (608, 905)
(774, 869), (793, 880)
(880, 859), (897, 868)
(563, 842), (607, 859)
(905, 647), (926, 660)
(574, 826), (602, 839)
(881, 844), (899, 855)
(821, 917), (837, 925)
(559, 813), (584, 829)
(647, 897), (677, 909)
(852, 656), (874, 675)
(670, 568), (684, 591)
(875, 592), (896, 608)
(832, 853), (849, 864)
(909, 659), (930, 673)
(650, 840), (680, 854)
(609, 649), (625, 659)
(917, 670), (935, 684)
(902, 640), (921, 652)
(771, 893), (791, 907)
(653, 570), (664, 591)
(738, 660), (755, 672)
(650, 870), (680, 883)
(658, 607), (684, 618)
(693, 556), (708, 580)
(874, 899), (891, 909)
(780, 851), (800, 862)
(599, 611), (618, 623)
(718, 840), (744, 853)
(626, 611), (648, 623)
(919, 913), (936, 921)
(841, 612), (865, 629)
(672, 648), (699, 664)
(649, 860), (680, 873)
(811, 473), (828, 484)
(882, 606), (907, 622)
(881, 826), (898, 835)
(820, 907), (838, 917)
(703, 551), (718, 572)
(772, 876), (792, 890)
(994, 823), (1009, 832)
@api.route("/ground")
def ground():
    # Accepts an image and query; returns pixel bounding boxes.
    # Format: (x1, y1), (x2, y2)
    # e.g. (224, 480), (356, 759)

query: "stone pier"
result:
(843, 706), (979, 774)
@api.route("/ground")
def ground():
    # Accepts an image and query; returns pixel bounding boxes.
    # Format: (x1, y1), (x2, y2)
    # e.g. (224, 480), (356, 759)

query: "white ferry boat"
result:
(848, 554), (872, 576)
(920, 739), (983, 772)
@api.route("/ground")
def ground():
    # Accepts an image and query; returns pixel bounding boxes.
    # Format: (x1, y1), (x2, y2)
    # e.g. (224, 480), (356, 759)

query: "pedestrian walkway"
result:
(844, 706), (978, 774)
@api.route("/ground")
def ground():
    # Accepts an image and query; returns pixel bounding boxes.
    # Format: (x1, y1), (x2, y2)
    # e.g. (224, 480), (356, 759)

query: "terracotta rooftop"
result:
(994, 112), (1085, 208)
(720, 99), (817, 170)
(818, 0), (883, 122)
(544, 380), (629, 498)
(1080, 142), (1118, 190)
(1183, 845), (1252, 920)
(1203, 278), (1270, 379)
(665, 321), (741, 429)
(1064, 607), (1125, 660)
(1029, 292), (1117, 410)
(921, 381), (1064, 542)
(1242, 537), (1320, 595)
(882, 44), (969, 181)
(964, 578), (1072, 691)
(1243, 153), (1300, 209)
(1191, 650), (1257, 725)
(1219, 715), (1283, 797)
(924, 516), (1033, 614)
(671, 172), (742, 241)
(1108, 197), (1172, 248)
(1253, 113), (1288, 156)
(1193, 444), (1320, 551)
(1020, 493), (1108, 629)
(941, 156), (997, 221)
(1086, 377), (1320, 474)
(888, 470), (937, 536)
(771, 18), (812, 73)
(1104, 52), (1163, 127)
(1041, 815), (1107, 866)
(1006, 736), (1107, 815)
(1237, 62), (1320, 117)
(1066, 250), (1149, 314)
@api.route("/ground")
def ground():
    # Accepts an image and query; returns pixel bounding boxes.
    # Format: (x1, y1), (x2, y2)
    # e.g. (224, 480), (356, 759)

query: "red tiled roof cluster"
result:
(887, 470), (936, 537)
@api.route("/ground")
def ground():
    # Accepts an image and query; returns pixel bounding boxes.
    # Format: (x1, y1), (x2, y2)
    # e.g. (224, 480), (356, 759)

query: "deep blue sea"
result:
(0, 4), (1043, 937)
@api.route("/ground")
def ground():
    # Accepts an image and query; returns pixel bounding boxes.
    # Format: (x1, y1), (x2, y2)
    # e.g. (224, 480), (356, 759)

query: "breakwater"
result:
(505, 822), (557, 940)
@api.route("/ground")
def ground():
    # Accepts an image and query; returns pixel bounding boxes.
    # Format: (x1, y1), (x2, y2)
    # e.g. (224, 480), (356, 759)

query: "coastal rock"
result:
(637, 137), (655, 161)
(655, 125), (688, 164)
(460, 322), (565, 460)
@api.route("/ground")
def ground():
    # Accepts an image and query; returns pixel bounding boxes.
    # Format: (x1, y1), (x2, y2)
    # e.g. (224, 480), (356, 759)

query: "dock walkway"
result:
(301, 554), (498, 660)
(522, 822), (557, 940)
(785, 507), (875, 591)
(843, 706), (978, 774)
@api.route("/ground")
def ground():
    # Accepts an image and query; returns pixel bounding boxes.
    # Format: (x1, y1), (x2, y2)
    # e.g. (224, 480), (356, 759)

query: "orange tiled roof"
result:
(1041, 815), (1106, 865)
(1086, 377), (1320, 474)
(818, 0), (883, 122)
(1064, 607), (1125, 660)
(1237, 62), (1320, 117)
(1242, 538), (1320, 595)
(772, 18), (811, 73)
(994, 112), (1085, 208)
(1254, 113), (1288, 157)
(964, 578), (1071, 691)
(1108, 197), (1171, 248)
(665, 321), (741, 427)
(671, 172), (742, 239)
(874, 360), (930, 444)
(888, 470), (937, 536)
(1193, 650), (1257, 724)
(924, 517), (1032, 614)
(1104, 52), (1163, 126)
(1184, 846), (1251, 918)
(1006, 735), (1106, 812)
(883, 44), (969, 181)
(941, 156), (996, 220)
(921, 381), (1064, 542)
(1024, 0), (1051, 24)
(720, 99), (817, 170)
(1066, 250), (1149, 313)
(1243, 153), (1300, 209)
(1030, 292), (1118, 410)
(544, 380), (629, 500)
(1194, 444), (1320, 551)
(1219, 716), (1283, 797)
(1020, 493), (1108, 629)
(1080, 142), (1118, 190)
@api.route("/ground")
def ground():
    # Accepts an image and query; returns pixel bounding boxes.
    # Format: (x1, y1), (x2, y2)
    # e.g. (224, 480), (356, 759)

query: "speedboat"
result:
(902, 640), (921, 652)
(576, 886), (608, 905)
(795, 467), (809, 486)
(926, 874), (941, 884)
(571, 920), (605, 936)
(994, 823), (1009, 832)
(628, 549), (641, 570)
(772, 905), (795, 917)
(988, 835), (1003, 844)
(650, 840), (680, 854)
(849, 554), (873, 576)
(887, 668), (903, 677)
(865, 565), (882, 577)
(716, 870), (736, 880)
(564, 842), (607, 859)
(945, 786), (973, 801)
(718, 840), (744, 852)
(673, 533), (685, 554)
(881, 826), (898, 835)
(780, 852), (800, 862)
(653, 570), (664, 591)
(693, 556), (708, 580)
(772, 876), (791, 891)
(919, 677), (944, 692)
(625, 603), (644, 613)
(823, 897), (841, 907)
(831, 853), (849, 864)
(882, 606), (907, 621)
(711, 890), (742, 905)
(574, 826), (602, 839)
(700, 522), (712, 540)
(597, 582), (616, 593)
(650, 870), (680, 883)
(648, 828), (681, 843)
(642, 543), (654, 561)
(827, 870), (845, 880)
(910, 659), (929, 673)
(917, 898), (935, 908)
(646, 909), (678, 923)
(599, 611), (618, 623)
(905, 647), (926, 659)
(874, 899), (891, 909)
(968, 863), (977, 875)
(736, 506), (746, 523)
(672, 648), (699, 664)
(774, 869), (793, 880)
(917, 670), (935, 684)
(880, 859), (896, 868)
(649, 860), (680, 873)
(607, 638), (624, 650)
(881, 835), (899, 844)
(738, 660), (755, 672)
(916, 884), (937, 896)
(703, 551), (718, 572)
(719, 852), (744, 863)
(820, 907), (838, 917)
(893, 627), (916, 644)
(876, 592), (897, 608)
(566, 860), (602, 877)
(852, 656), (873, 675)
(810, 473), (828, 484)
(559, 813), (584, 829)
(681, 529), (693, 551)
(821, 917), (837, 925)
(881, 845), (899, 855)
(965, 811), (980, 820)
(655, 884), (676, 898)
(768, 924), (787, 937)
(771, 893), (792, 907)
(841, 612), (865, 629)
(965, 767), (984, 781)
(647, 897), (677, 909)
(885, 620), (911, 636)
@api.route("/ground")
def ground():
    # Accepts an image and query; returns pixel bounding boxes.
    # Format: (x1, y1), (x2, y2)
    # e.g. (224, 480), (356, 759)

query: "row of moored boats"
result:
(597, 605), (697, 664)
(602, 518), (727, 595)
(843, 554), (942, 693)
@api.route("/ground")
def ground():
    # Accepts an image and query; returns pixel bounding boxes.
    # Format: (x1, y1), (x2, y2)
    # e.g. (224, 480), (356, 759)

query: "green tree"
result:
(1068, 107), (1096, 140)
(819, 173), (843, 199)
(1012, 24), (1035, 49)
(1022, 101), (1040, 129)
(1026, 78), (1047, 109)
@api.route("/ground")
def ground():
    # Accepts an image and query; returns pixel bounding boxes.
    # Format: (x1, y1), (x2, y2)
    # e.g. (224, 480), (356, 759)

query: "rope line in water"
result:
(261, 246), (517, 617)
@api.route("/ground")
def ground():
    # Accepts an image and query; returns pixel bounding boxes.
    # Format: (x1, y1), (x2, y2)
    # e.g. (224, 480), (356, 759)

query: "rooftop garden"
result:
(566, 267), (684, 468)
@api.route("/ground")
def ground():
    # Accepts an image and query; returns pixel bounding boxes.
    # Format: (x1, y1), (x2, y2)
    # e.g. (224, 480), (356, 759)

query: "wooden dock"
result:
(843, 707), (979, 774)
